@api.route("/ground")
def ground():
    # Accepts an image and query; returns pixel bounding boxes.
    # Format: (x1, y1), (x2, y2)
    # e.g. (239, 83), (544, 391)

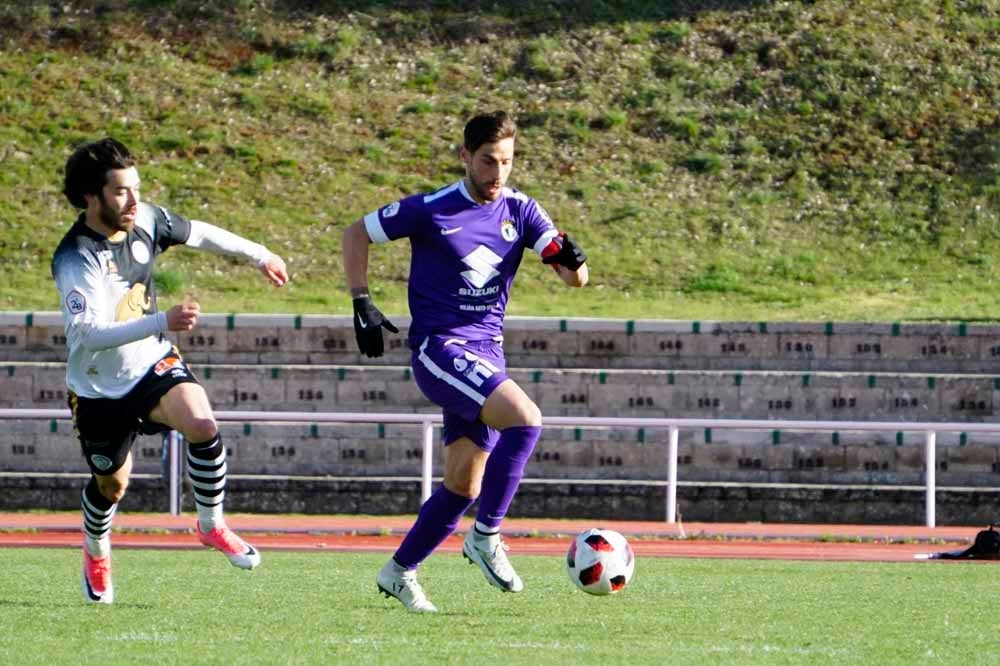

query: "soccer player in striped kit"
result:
(343, 111), (589, 612)
(53, 138), (289, 604)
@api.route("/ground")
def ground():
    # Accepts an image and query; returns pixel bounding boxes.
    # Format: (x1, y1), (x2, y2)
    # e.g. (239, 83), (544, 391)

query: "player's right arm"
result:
(53, 252), (199, 351)
(342, 218), (373, 300)
(343, 197), (427, 357)
(343, 217), (398, 358)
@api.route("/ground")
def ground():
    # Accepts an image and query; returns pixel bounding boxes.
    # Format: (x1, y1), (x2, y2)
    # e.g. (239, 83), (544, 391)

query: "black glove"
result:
(541, 232), (587, 270)
(352, 296), (399, 358)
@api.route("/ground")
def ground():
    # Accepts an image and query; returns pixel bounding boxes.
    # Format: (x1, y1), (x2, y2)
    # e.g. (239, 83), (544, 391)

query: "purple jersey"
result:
(363, 180), (558, 344)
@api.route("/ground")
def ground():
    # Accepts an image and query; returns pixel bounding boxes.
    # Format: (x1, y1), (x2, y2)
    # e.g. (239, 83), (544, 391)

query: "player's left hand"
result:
(259, 253), (289, 287)
(541, 232), (587, 270)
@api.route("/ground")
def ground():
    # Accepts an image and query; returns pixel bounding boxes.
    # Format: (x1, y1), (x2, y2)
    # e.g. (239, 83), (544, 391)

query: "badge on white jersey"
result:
(131, 240), (151, 264)
(66, 290), (86, 315)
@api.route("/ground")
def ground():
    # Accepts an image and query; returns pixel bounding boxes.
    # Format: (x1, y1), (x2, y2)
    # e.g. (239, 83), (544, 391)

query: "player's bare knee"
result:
(527, 401), (542, 426)
(182, 417), (218, 444)
(513, 400), (542, 427)
(444, 478), (481, 499)
(98, 478), (128, 503)
(457, 483), (482, 499)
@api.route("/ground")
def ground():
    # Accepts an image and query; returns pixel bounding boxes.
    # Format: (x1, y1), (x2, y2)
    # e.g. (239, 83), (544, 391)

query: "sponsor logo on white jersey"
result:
(131, 240), (151, 264)
(460, 245), (502, 289)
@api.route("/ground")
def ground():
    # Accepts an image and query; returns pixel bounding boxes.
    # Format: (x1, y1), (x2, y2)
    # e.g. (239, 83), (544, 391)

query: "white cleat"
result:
(462, 529), (523, 593)
(376, 560), (438, 613)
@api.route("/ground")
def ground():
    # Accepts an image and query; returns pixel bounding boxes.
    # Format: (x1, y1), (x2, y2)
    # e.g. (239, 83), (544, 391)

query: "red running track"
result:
(0, 512), (989, 562)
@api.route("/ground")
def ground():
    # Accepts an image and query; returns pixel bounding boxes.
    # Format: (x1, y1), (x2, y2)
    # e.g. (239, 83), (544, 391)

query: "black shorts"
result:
(69, 349), (200, 476)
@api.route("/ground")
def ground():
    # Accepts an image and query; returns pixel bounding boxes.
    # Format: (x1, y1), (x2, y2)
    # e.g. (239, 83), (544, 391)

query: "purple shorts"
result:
(411, 336), (508, 452)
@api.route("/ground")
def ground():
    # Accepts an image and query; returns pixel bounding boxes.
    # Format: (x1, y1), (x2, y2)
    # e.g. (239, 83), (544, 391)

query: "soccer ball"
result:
(566, 528), (635, 595)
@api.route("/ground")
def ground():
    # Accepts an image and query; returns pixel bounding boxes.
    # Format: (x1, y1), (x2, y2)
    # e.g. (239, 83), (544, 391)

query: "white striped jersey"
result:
(51, 202), (190, 398)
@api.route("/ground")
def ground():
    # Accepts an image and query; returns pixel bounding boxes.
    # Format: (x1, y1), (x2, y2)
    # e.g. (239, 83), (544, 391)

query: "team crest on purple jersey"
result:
(363, 180), (558, 344)
(500, 220), (518, 242)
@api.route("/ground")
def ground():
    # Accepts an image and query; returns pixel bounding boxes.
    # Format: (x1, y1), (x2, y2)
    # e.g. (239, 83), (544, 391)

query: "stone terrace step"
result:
(4, 418), (1000, 487)
(3, 313), (1000, 372)
(5, 362), (997, 422)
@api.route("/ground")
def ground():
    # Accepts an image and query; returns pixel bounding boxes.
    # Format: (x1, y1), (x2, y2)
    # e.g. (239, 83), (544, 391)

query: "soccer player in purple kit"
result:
(342, 111), (589, 612)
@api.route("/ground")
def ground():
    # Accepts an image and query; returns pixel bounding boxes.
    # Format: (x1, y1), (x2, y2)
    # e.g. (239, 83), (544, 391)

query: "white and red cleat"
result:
(197, 524), (261, 570)
(82, 548), (114, 604)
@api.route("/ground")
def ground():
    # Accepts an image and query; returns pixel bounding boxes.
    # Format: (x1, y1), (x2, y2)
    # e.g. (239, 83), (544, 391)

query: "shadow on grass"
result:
(0, 1), (775, 47)
(948, 122), (1000, 194)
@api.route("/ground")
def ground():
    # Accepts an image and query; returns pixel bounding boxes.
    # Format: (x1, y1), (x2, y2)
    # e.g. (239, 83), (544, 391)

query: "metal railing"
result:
(2, 408), (1000, 527)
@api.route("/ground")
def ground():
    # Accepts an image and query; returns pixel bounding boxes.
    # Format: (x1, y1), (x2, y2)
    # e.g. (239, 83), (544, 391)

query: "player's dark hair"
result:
(63, 137), (136, 209)
(463, 111), (517, 153)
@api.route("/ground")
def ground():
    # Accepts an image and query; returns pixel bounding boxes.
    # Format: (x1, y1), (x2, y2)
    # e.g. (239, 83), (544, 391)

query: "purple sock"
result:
(476, 425), (541, 530)
(394, 485), (474, 569)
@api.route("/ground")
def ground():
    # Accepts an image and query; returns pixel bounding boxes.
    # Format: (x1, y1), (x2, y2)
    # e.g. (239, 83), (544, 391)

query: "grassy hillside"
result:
(0, 1), (998, 321)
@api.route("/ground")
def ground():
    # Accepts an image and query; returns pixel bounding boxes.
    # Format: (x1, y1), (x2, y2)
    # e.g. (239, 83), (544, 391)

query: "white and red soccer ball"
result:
(566, 528), (635, 595)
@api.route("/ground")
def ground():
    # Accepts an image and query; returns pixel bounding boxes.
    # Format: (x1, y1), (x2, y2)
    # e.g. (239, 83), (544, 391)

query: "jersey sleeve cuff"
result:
(533, 229), (559, 255)
(154, 311), (169, 333)
(363, 211), (390, 244)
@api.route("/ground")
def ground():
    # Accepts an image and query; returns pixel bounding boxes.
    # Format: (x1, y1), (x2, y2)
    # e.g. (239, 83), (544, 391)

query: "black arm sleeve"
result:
(153, 205), (192, 256)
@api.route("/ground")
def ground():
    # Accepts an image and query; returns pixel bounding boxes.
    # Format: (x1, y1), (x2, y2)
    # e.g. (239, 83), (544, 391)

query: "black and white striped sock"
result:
(81, 477), (115, 557)
(187, 434), (226, 532)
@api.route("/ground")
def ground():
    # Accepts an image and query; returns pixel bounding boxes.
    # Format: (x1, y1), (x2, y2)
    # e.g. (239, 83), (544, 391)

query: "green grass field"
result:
(2, 548), (998, 665)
